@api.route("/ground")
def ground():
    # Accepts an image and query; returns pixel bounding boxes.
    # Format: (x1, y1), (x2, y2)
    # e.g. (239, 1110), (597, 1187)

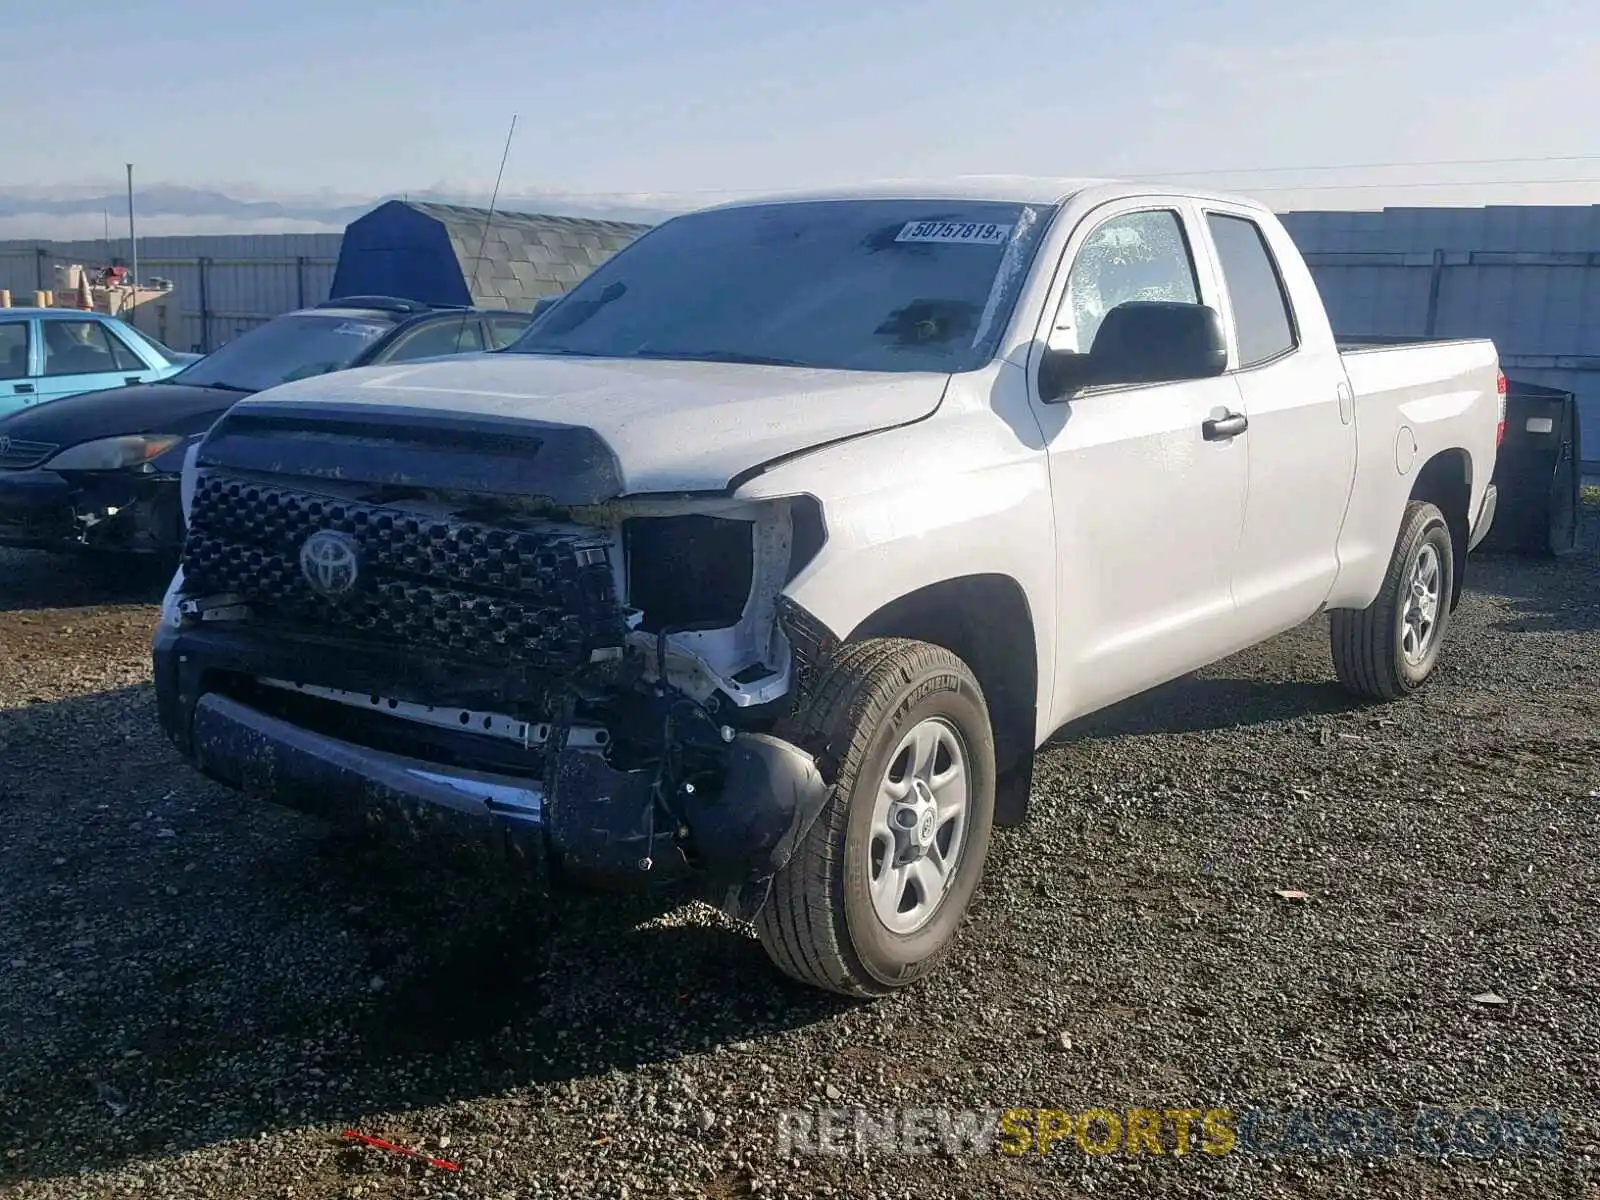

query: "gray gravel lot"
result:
(1, 506), (1597, 1200)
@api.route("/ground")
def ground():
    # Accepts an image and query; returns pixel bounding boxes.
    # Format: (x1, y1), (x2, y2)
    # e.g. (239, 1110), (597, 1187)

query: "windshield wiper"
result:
(632, 349), (811, 368)
(194, 381), (255, 392)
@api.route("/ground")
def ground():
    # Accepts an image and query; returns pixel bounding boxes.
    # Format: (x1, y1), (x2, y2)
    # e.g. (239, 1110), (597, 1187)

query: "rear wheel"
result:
(1330, 500), (1455, 700)
(756, 638), (995, 997)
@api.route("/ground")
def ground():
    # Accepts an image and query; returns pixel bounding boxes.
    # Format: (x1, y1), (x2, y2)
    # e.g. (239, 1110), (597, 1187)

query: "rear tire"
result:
(755, 638), (995, 997)
(1330, 500), (1455, 700)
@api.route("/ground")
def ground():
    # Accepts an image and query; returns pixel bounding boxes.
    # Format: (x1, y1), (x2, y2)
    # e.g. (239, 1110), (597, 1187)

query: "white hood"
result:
(234, 354), (950, 493)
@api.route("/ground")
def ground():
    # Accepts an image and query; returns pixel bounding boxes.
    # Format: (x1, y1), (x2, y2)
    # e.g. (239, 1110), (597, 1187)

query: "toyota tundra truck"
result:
(152, 179), (1504, 997)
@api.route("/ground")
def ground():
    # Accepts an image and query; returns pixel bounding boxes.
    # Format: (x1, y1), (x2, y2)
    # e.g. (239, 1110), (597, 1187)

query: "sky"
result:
(2, 0), (1598, 236)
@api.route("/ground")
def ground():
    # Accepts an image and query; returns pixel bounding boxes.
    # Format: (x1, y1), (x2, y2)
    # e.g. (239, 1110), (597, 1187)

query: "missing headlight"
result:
(624, 514), (754, 632)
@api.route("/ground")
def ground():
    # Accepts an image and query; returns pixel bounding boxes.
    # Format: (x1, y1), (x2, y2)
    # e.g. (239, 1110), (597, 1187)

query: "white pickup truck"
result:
(153, 178), (1503, 997)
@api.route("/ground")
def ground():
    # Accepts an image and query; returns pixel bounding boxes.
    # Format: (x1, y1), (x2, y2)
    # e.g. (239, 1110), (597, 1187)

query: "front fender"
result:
(737, 391), (1057, 745)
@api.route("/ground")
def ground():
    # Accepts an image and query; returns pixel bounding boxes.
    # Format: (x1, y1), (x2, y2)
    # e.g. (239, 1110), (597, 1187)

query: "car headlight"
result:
(44, 434), (186, 472)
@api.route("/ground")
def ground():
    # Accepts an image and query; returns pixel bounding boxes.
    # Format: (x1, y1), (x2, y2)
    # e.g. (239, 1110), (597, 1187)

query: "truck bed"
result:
(1323, 334), (1502, 612)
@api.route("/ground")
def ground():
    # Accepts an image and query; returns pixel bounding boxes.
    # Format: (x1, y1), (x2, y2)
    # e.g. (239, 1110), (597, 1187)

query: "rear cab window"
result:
(1205, 213), (1298, 367)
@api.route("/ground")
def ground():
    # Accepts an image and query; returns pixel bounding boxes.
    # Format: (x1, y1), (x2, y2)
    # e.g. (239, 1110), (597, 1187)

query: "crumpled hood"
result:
(224, 353), (950, 493)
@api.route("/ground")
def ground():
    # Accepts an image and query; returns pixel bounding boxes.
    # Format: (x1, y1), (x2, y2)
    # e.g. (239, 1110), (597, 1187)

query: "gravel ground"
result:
(1, 504), (1597, 1200)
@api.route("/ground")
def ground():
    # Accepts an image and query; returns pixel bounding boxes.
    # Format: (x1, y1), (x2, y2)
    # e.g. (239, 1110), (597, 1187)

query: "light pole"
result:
(126, 163), (138, 289)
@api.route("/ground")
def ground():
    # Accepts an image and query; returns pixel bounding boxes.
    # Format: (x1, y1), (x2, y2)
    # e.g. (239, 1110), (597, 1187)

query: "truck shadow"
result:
(1469, 501), (1600, 636)
(0, 685), (841, 1184)
(1052, 673), (1361, 742)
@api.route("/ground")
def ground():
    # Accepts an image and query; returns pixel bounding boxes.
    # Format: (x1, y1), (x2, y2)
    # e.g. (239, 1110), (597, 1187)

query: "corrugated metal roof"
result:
(403, 202), (650, 309)
(1283, 204), (1600, 469)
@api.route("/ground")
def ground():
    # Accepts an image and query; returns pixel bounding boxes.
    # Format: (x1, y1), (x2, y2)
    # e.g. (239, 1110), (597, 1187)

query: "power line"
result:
(1244, 176), (1600, 193)
(1142, 153), (1600, 179)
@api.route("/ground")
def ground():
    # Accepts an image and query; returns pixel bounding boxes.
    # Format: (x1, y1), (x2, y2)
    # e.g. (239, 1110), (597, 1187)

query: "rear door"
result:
(35, 317), (149, 403)
(1031, 200), (1251, 721)
(0, 318), (36, 414)
(1199, 206), (1356, 631)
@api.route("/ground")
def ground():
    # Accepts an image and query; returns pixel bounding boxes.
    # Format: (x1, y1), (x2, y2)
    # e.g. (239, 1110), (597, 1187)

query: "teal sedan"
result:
(0, 309), (196, 417)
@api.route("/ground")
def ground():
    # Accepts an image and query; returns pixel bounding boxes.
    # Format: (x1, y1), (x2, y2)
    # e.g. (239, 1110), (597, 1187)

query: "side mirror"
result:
(1038, 347), (1097, 402)
(1040, 301), (1229, 401)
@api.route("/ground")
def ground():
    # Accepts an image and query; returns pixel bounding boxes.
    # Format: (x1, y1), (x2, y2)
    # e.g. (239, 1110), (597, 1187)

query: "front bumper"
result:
(192, 689), (548, 860)
(153, 623), (828, 893)
(0, 468), (182, 553)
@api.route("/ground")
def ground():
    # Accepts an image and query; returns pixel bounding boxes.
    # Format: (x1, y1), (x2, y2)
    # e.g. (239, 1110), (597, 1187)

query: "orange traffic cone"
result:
(77, 271), (94, 310)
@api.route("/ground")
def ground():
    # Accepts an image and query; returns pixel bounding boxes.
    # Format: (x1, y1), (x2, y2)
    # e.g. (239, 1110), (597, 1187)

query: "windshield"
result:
(506, 199), (1055, 374)
(174, 313), (394, 391)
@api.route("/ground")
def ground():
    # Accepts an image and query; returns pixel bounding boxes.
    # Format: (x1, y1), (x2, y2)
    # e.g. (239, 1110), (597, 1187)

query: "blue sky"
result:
(5, 0), (1597, 229)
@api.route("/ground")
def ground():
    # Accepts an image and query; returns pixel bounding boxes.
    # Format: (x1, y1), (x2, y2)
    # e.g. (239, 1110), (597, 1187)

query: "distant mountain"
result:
(0, 183), (705, 241)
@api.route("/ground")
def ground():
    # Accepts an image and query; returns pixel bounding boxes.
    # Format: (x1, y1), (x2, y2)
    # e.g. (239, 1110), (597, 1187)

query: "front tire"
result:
(1330, 500), (1455, 700)
(756, 638), (996, 997)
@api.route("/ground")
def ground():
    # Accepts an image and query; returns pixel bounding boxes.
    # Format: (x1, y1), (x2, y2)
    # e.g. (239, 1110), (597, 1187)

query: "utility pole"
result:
(126, 163), (138, 288)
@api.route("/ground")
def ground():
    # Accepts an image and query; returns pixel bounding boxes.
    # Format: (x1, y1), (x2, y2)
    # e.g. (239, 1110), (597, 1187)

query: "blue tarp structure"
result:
(330, 200), (651, 310)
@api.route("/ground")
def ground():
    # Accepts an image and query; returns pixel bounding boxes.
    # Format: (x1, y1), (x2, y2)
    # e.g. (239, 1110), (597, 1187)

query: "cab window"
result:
(103, 325), (149, 372)
(0, 322), (29, 381)
(380, 318), (485, 363)
(1059, 210), (1200, 353)
(1205, 213), (1298, 367)
(40, 321), (119, 377)
(488, 316), (533, 349)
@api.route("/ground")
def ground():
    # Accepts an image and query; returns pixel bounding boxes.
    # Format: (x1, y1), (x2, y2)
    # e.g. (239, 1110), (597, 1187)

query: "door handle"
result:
(1203, 411), (1248, 440)
(13, 383), (33, 394)
(125, 375), (143, 385)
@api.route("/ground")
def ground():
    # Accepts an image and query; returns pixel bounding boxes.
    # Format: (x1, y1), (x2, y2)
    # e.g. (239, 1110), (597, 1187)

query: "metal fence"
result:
(0, 235), (340, 354)
(1282, 207), (1600, 475)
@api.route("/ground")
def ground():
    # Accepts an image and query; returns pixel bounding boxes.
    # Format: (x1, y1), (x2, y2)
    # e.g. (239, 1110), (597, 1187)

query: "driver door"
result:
(1030, 200), (1249, 724)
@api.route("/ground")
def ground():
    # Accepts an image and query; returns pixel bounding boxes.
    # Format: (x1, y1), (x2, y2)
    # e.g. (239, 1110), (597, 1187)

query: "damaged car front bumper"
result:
(152, 619), (830, 904)
(0, 466), (184, 555)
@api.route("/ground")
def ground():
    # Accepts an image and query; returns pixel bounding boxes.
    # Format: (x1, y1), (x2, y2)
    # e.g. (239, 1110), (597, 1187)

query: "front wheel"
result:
(756, 638), (996, 997)
(1330, 500), (1455, 700)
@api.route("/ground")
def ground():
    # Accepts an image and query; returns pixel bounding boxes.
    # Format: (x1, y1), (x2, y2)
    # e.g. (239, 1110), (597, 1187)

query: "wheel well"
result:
(1408, 449), (1472, 609)
(849, 574), (1037, 827)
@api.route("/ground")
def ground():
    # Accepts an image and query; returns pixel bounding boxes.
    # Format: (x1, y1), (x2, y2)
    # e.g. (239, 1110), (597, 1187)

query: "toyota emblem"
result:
(300, 530), (361, 597)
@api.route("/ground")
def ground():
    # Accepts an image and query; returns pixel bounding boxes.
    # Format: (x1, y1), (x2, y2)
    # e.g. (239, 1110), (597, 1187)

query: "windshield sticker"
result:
(895, 220), (1013, 246)
(332, 322), (388, 338)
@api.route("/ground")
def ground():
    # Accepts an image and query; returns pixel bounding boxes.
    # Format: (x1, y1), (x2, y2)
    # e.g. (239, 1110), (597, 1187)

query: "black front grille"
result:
(0, 438), (58, 471)
(182, 472), (626, 670)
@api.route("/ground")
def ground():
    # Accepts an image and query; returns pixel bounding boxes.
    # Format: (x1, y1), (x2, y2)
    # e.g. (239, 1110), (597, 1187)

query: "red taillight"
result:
(1495, 369), (1507, 446)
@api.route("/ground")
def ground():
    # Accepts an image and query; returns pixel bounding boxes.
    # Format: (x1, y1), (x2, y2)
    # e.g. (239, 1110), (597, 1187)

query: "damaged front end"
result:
(153, 434), (837, 914)
(0, 464), (186, 555)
